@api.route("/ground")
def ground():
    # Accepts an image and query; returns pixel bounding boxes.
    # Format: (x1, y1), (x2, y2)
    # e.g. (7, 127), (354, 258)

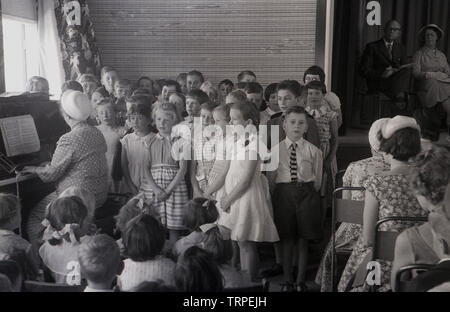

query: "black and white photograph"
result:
(0, 0), (449, 300)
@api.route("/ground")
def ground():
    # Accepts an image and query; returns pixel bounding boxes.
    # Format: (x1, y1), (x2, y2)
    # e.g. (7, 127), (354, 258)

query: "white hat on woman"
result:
(60, 90), (92, 121)
(381, 115), (420, 139)
(368, 118), (390, 152)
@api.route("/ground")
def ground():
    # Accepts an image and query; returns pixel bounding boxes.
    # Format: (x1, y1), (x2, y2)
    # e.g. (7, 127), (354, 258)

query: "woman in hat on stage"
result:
(413, 24), (450, 139)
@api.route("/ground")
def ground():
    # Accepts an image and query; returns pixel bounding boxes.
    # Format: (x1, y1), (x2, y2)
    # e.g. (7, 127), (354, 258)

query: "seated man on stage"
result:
(360, 19), (413, 107)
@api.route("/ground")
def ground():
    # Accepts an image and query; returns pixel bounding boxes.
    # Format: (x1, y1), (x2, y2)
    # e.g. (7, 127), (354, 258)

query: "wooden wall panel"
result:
(88, 0), (317, 87)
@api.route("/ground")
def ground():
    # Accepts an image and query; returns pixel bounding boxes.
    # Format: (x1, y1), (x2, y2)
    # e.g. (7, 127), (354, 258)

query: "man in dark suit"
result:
(360, 19), (413, 103)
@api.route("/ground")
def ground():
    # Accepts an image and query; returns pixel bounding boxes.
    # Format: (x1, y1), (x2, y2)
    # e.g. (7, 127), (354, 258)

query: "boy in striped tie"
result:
(268, 105), (323, 292)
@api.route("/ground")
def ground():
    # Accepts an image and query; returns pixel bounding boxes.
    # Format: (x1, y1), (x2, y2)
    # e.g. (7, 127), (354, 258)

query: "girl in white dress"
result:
(204, 101), (279, 280)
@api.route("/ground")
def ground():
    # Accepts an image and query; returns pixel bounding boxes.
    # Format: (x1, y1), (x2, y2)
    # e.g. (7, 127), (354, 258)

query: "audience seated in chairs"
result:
(337, 116), (424, 292)
(315, 118), (391, 291)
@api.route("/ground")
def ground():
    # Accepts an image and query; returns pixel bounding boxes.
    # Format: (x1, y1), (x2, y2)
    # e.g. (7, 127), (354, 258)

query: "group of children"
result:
(0, 66), (343, 292)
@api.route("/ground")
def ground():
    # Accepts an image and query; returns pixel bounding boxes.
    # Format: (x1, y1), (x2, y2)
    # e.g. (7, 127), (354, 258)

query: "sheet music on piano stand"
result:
(0, 115), (41, 157)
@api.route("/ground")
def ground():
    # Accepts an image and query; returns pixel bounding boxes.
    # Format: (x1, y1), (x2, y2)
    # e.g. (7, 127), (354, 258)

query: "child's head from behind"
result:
(213, 104), (231, 133)
(282, 106), (309, 142)
(45, 196), (88, 245)
(225, 90), (247, 106)
(200, 102), (219, 127)
(0, 193), (20, 231)
(277, 80), (302, 112)
(114, 79), (132, 99)
(153, 102), (179, 135)
(304, 65), (325, 85)
(200, 227), (232, 265)
(161, 80), (181, 102)
(244, 82), (264, 110)
(186, 70), (205, 92)
(186, 89), (209, 118)
(127, 97), (152, 134)
(115, 198), (142, 236)
(123, 214), (166, 262)
(95, 98), (116, 127)
(264, 83), (280, 112)
(237, 70), (256, 83)
(78, 234), (121, 288)
(101, 66), (119, 94)
(183, 198), (219, 232)
(306, 80), (326, 106)
(26, 76), (49, 94)
(175, 246), (223, 292)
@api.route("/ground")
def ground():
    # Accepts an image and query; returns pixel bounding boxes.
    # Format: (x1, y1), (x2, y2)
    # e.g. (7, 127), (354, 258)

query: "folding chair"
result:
(394, 264), (434, 292)
(370, 216), (428, 291)
(331, 186), (365, 292)
(22, 280), (84, 292)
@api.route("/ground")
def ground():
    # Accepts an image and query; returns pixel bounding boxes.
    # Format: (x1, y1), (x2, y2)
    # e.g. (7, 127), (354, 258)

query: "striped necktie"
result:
(289, 143), (298, 182)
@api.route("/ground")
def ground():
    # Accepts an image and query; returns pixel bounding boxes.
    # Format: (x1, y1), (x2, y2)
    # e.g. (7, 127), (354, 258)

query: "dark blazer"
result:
(403, 260), (450, 292)
(360, 38), (408, 91)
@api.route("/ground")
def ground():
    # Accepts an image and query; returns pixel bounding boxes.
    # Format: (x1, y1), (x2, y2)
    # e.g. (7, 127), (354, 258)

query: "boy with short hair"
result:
(218, 79), (234, 103)
(114, 79), (133, 126)
(158, 80), (181, 104)
(267, 106), (323, 292)
(78, 234), (122, 292)
(266, 80), (320, 149)
(186, 70), (205, 92)
(237, 70), (257, 82)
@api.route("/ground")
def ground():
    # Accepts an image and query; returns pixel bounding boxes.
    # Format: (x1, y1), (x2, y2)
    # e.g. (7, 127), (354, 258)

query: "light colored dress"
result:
(120, 132), (154, 194)
(140, 133), (189, 230)
(118, 256), (176, 291)
(337, 173), (426, 292)
(413, 46), (450, 108)
(216, 135), (279, 242)
(315, 155), (390, 292)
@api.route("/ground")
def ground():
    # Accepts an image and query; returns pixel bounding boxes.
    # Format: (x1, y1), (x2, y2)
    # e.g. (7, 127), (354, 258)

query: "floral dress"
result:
(337, 172), (426, 292)
(315, 155), (390, 292)
(306, 103), (338, 196)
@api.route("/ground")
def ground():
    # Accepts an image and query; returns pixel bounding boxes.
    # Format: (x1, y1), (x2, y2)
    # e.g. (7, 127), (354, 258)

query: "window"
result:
(2, 15), (40, 93)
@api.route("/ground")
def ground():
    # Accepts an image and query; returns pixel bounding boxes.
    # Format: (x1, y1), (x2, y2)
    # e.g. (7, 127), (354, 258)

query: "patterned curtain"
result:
(54, 0), (102, 81)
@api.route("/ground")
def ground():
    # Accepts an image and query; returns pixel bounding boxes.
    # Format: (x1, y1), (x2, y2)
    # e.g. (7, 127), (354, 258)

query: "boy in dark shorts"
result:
(268, 105), (323, 292)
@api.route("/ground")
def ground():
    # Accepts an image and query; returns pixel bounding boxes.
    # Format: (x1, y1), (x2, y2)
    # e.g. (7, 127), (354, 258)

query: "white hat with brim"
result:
(381, 115), (420, 139)
(419, 24), (444, 38)
(61, 90), (92, 121)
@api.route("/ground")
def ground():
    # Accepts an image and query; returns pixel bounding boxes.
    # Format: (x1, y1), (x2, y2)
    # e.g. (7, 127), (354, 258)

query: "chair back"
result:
(331, 187), (365, 291)
(22, 280), (84, 292)
(394, 264), (434, 292)
(373, 216), (428, 262)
